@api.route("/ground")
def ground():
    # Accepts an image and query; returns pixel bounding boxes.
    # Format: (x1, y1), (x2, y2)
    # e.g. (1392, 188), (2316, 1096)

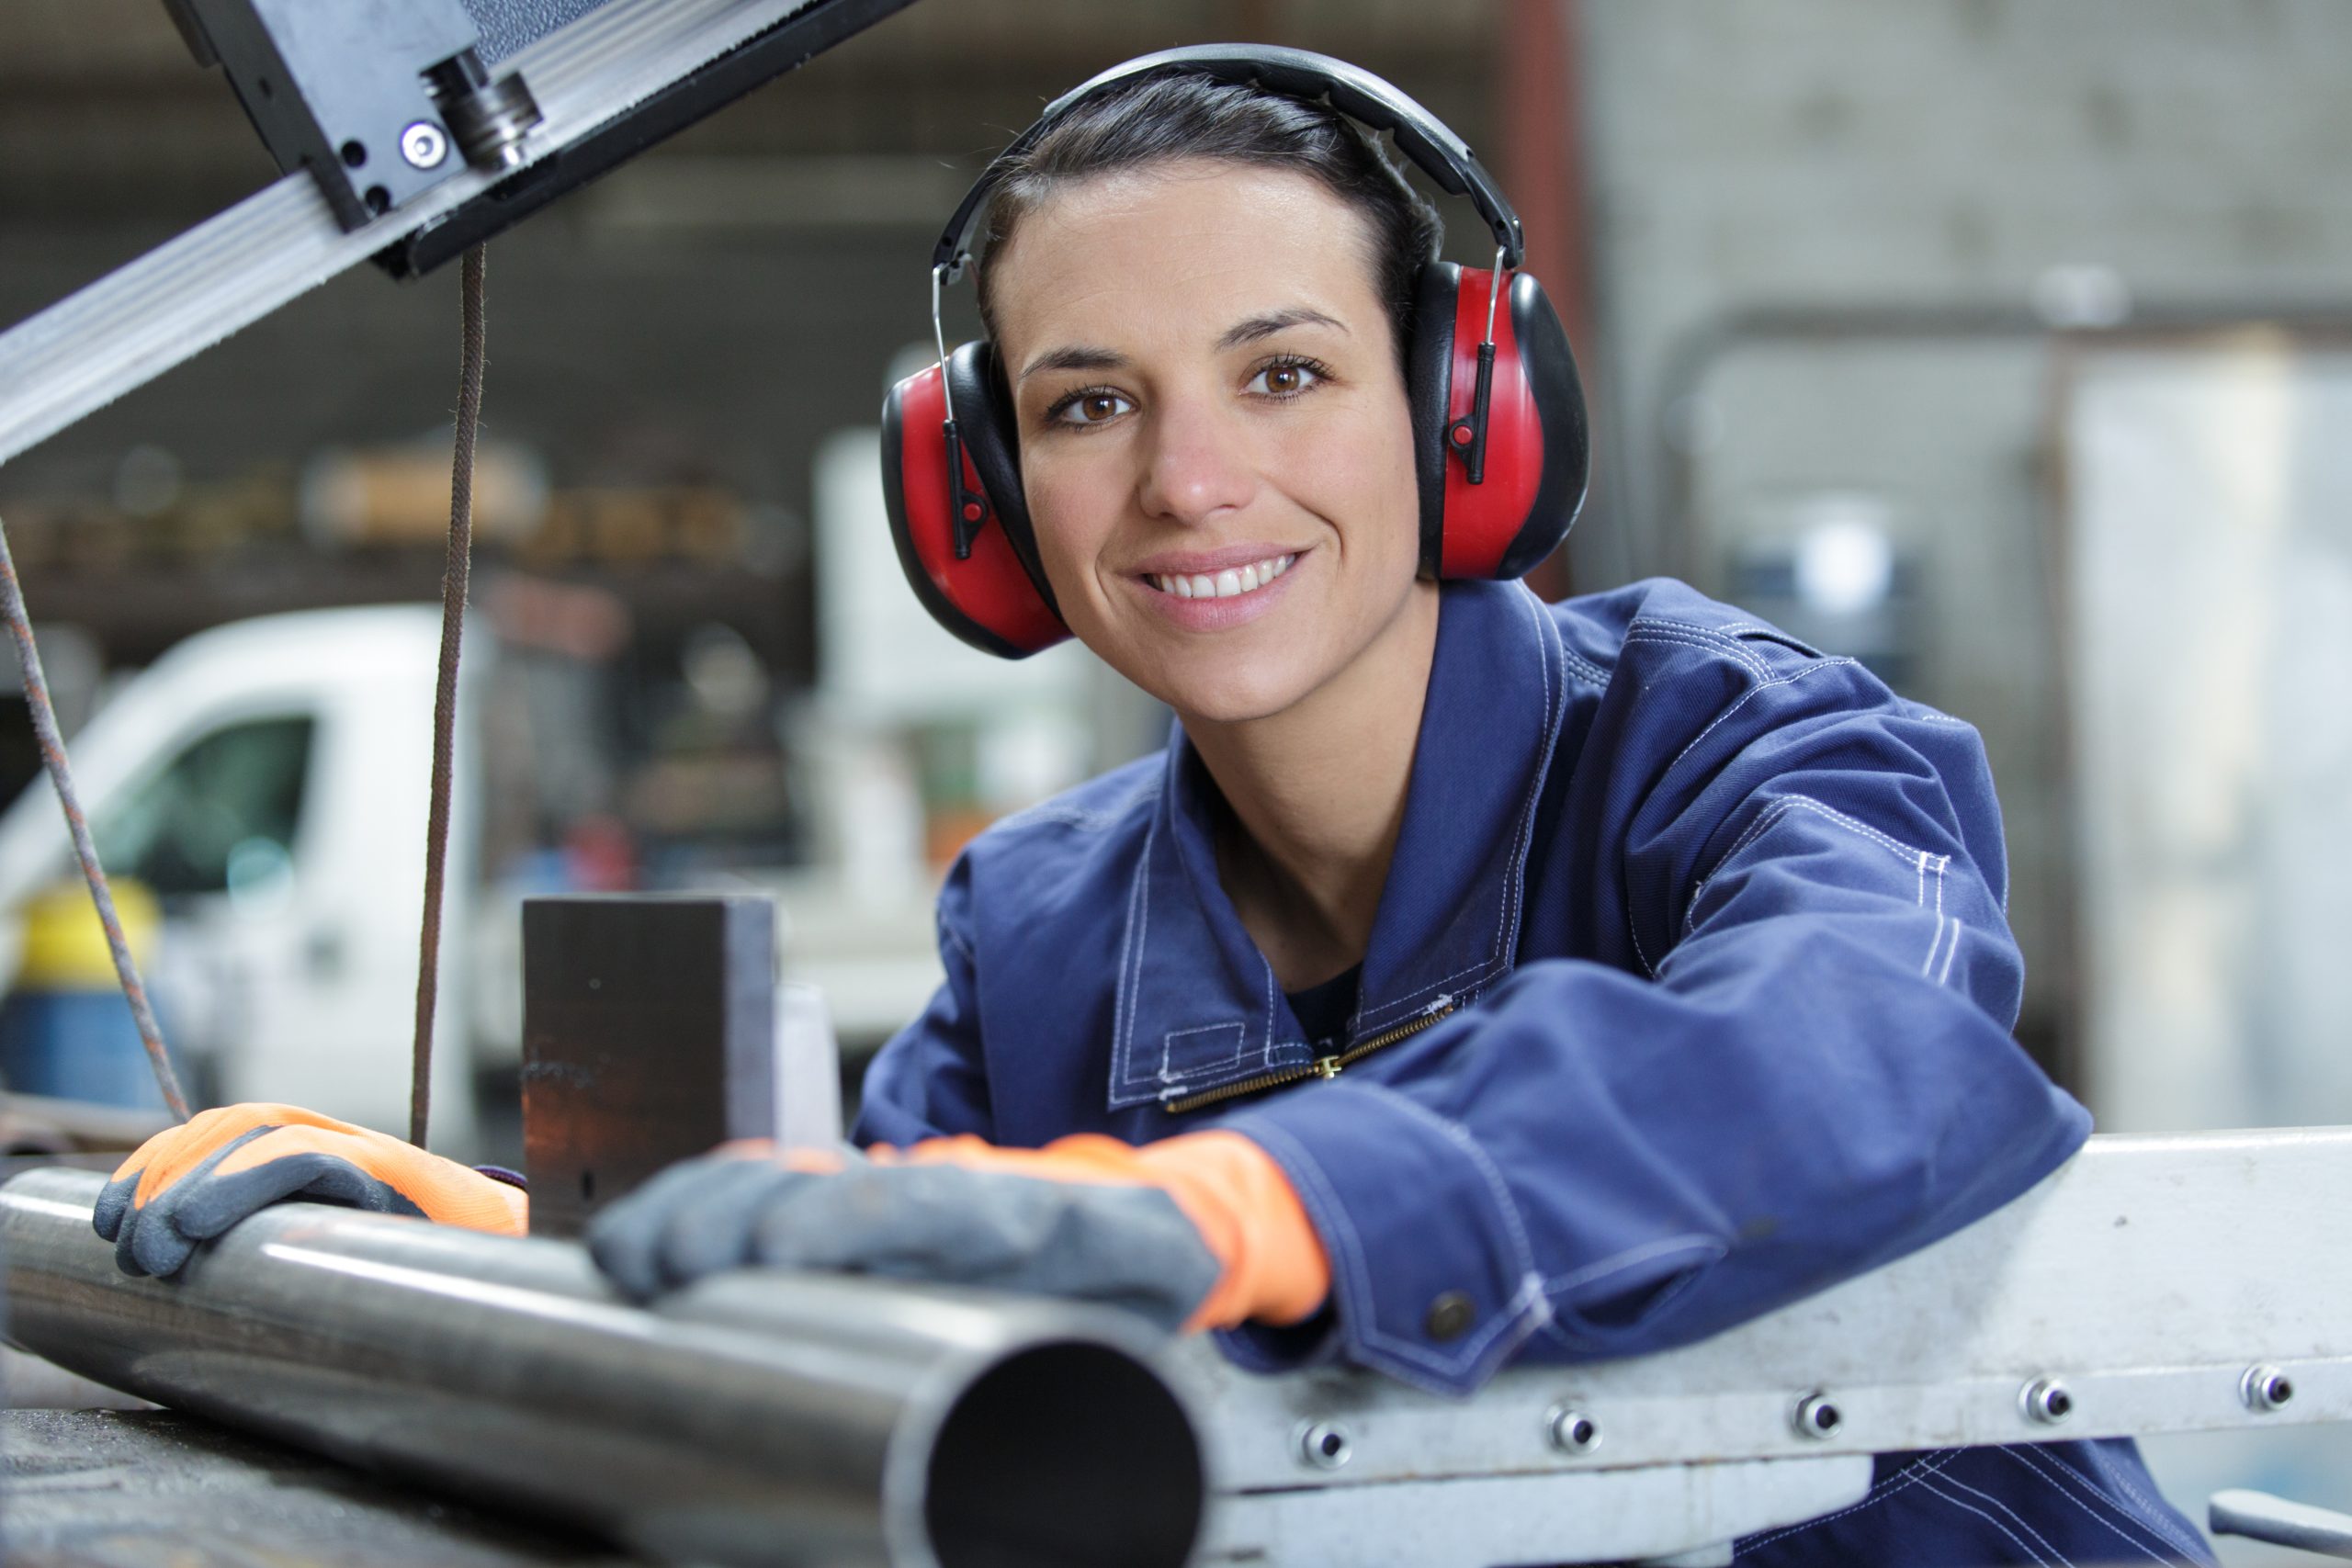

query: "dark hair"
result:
(973, 72), (1443, 369)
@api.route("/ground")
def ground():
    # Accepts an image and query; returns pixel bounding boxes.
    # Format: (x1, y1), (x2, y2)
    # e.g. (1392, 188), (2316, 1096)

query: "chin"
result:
(1138, 648), (1325, 728)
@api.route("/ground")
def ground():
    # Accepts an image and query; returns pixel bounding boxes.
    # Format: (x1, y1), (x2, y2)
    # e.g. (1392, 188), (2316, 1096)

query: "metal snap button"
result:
(1424, 1290), (1476, 1341)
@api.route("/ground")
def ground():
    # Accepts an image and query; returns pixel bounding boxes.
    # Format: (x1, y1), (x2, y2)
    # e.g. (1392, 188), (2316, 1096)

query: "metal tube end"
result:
(922, 1341), (1204, 1567)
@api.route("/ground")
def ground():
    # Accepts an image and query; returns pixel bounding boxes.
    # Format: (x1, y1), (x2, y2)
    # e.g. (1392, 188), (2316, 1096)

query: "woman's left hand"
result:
(585, 1131), (1329, 1334)
(95, 1103), (528, 1279)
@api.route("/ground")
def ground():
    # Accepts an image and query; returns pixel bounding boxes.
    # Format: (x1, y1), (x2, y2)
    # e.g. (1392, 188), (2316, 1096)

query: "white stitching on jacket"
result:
(1158, 1021), (1244, 1083)
(1562, 645), (1611, 687)
(1351, 589), (1566, 1033)
(1657, 653), (1861, 783)
(1682, 795), (1937, 942)
(1110, 817), (1154, 1093)
(2000, 1447), (2177, 1564)
(1541, 1233), (1726, 1297)
(1626, 619), (1775, 680)
(1359, 1081), (1540, 1279)
(2052, 1446), (2209, 1561)
(1240, 1111), (1549, 1386)
(1738, 1450), (1962, 1552)
(1916, 1473), (2067, 1567)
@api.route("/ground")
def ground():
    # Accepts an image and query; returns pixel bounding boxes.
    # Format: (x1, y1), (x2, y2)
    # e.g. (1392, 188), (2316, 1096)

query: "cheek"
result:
(1021, 453), (1123, 605)
(1271, 393), (1419, 564)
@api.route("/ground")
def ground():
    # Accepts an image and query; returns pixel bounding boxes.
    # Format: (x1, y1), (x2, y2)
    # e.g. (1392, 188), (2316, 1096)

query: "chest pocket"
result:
(1119, 1024), (1250, 1100)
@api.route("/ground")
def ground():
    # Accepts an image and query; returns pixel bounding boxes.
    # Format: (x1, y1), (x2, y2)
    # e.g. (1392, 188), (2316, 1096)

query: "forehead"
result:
(985, 161), (1386, 363)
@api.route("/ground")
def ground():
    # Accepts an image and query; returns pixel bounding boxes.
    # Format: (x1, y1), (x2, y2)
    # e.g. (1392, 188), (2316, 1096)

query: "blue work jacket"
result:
(856, 576), (2211, 1564)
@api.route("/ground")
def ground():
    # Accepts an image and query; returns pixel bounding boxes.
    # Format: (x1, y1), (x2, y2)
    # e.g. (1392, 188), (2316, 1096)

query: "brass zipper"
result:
(1164, 998), (1458, 1115)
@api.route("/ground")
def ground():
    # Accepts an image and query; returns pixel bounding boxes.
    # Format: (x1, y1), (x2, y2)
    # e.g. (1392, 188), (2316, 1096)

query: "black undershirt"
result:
(1285, 964), (1363, 1058)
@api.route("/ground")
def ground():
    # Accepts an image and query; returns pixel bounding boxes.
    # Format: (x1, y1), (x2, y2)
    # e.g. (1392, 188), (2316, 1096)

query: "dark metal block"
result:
(379, 0), (921, 278)
(169, 0), (487, 229)
(521, 896), (775, 1239)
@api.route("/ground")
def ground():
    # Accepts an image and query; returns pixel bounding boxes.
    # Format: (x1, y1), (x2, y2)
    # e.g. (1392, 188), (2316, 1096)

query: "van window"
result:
(95, 716), (315, 898)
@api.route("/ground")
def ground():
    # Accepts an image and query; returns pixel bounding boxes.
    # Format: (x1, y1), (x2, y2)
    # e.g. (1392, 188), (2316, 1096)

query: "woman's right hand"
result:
(93, 1103), (526, 1278)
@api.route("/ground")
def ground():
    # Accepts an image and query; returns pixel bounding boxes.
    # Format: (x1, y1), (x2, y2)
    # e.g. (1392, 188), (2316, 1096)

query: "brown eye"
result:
(1051, 389), (1134, 427)
(1247, 360), (1324, 398)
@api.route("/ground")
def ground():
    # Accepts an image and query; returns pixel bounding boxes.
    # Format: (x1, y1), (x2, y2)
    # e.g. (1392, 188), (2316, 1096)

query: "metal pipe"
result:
(0, 1168), (1204, 1568)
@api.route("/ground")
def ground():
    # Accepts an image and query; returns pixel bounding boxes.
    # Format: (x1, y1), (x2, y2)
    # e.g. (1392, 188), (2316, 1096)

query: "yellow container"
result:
(17, 879), (159, 992)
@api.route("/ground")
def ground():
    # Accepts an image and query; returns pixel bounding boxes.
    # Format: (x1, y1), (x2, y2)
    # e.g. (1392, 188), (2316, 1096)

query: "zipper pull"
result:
(1313, 1057), (1342, 1080)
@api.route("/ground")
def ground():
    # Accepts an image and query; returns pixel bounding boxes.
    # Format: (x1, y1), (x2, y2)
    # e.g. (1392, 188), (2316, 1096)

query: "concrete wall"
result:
(1571, 8), (2352, 1549)
(1581, 0), (2352, 546)
(1572, 0), (2352, 1072)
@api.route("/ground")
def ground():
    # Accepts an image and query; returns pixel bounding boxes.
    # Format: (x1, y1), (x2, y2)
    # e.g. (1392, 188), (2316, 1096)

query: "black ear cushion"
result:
(944, 342), (1062, 621)
(1491, 274), (1590, 580)
(1407, 261), (1460, 577)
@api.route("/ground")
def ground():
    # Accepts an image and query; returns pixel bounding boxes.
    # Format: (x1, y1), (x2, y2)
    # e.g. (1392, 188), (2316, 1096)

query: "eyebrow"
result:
(1016, 308), (1351, 385)
(1017, 344), (1130, 383)
(1216, 307), (1348, 351)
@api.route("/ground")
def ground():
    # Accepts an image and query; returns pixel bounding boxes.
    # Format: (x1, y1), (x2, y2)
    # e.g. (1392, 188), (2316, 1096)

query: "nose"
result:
(1135, 389), (1257, 526)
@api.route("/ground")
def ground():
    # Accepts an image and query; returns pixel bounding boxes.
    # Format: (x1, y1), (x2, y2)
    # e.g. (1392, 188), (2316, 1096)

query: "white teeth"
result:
(1148, 554), (1298, 599)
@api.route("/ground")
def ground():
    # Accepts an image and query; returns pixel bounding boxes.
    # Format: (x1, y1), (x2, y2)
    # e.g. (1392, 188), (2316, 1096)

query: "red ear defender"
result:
(880, 355), (1069, 659)
(1412, 261), (1589, 581)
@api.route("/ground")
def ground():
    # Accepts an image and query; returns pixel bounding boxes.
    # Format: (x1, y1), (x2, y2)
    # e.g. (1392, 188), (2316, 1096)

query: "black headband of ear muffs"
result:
(930, 43), (1527, 283)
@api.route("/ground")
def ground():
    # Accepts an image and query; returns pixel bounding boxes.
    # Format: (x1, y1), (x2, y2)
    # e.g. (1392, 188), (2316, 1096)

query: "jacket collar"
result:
(1107, 579), (1570, 1111)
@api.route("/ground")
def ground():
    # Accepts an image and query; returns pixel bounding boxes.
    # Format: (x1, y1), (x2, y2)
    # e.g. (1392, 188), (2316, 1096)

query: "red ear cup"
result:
(1408, 262), (1589, 580)
(881, 355), (1069, 659)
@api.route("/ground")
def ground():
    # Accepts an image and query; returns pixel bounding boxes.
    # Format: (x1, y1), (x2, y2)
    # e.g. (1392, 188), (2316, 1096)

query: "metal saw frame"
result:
(0, 0), (916, 470)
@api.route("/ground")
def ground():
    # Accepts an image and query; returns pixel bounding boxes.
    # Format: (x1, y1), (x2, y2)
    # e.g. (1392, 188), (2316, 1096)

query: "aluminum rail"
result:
(0, 0), (844, 468)
(1191, 1130), (2352, 1493)
(1165, 1129), (2352, 1566)
(0, 1167), (1204, 1568)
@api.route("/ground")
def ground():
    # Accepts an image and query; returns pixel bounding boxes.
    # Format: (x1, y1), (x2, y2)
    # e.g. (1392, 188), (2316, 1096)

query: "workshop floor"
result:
(3, 1409), (650, 1568)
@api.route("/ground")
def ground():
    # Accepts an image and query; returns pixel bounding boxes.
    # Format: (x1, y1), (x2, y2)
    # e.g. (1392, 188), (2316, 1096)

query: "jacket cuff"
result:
(1220, 1081), (1550, 1395)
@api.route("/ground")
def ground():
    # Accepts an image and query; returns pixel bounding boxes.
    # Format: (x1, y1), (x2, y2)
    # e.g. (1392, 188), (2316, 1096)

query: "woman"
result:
(101, 49), (2209, 1564)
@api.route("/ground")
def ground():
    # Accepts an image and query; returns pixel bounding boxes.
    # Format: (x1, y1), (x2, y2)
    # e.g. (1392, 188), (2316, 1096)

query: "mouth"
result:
(1141, 552), (1297, 601)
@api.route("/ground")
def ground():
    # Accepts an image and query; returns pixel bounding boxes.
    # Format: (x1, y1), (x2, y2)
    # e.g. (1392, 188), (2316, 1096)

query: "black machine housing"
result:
(161, 0), (917, 273)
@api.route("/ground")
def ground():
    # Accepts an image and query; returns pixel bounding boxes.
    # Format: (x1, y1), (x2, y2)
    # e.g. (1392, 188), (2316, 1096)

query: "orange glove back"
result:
(94, 1102), (526, 1278)
(893, 1130), (1330, 1331)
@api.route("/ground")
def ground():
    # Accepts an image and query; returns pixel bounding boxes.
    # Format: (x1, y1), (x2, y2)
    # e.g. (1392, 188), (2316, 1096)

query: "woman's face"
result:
(987, 161), (1426, 726)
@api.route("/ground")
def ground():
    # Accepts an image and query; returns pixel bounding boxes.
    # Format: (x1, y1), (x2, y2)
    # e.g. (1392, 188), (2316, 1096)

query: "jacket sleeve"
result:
(1216, 626), (2091, 1395)
(850, 853), (997, 1147)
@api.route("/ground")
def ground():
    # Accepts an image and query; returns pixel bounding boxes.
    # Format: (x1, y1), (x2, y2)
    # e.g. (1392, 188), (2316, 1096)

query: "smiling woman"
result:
(95, 44), (2213, 1568)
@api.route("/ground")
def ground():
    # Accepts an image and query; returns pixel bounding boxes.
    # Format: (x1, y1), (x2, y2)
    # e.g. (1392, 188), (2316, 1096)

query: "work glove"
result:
(93, 1102), (528, 1279)
(587, 1131), (1329, 1334)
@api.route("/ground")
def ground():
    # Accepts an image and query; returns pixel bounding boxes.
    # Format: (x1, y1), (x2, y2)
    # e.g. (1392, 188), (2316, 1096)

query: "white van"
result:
(0, 607), (492, 1153)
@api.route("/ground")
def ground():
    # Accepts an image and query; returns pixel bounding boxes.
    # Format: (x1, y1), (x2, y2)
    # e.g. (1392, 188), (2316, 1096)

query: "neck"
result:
(1183, 581), (1442, 991)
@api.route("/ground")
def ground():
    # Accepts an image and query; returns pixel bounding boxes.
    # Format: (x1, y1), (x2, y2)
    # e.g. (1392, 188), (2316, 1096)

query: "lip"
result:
(1125, 547), (1305, 632)
(1128, 541), (1308, 577)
